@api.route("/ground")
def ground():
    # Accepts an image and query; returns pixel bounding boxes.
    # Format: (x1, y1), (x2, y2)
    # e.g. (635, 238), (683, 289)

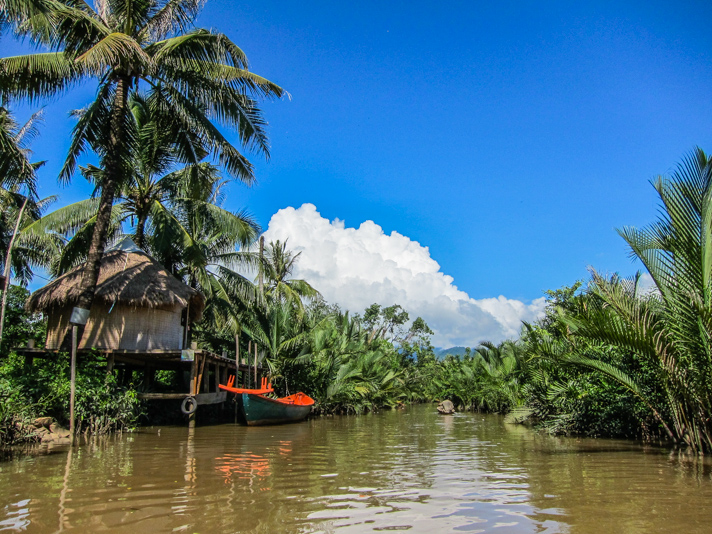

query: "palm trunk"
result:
(134, 211), (148, 250)
(0, 194), (29, 347)
(74, 76), (130, 314)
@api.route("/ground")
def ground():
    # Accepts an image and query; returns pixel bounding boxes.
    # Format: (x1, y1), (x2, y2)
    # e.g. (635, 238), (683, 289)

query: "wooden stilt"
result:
(195, 353), (207, 393)
(247, 340), (252, 387)
(190, 354), (198, 395)
(188, 354), (199, 429)
(143, 362), (154, 390)
(235, 332), (240, 387)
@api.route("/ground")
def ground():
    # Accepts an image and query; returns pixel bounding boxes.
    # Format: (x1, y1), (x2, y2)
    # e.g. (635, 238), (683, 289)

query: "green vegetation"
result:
(408, 150), (712, 453)
(525, 150), (712, 453)
(1, 2), (712, 455)
(0, 287), (141, 445)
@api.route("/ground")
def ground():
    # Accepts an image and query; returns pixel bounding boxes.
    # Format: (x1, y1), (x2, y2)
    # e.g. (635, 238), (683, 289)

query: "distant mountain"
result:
(435, 346), (470, 359)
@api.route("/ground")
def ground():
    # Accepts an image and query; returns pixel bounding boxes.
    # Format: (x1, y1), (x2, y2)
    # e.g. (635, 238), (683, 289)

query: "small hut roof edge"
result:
(26, 249), (205, 320)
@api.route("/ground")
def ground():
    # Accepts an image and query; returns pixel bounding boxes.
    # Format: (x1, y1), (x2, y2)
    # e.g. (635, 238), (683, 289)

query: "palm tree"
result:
(160, 191), (262, 351)
(261, 239), (319, 306)
(299, 311), (368, 398)
(0, 105), (37, 194)
(241, 299), (314, 380)
(79, 90), (223, 250)
(539, 149), (712, 453)
(0, 105), (58, 344)
(324, 348), (407, 413)
(20, 195), (122, 276)
(30, 87), (240, 274)
(1, 0), (283, 319)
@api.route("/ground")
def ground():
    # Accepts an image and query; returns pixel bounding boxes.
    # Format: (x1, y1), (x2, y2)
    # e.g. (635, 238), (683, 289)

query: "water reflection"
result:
(1, 406), (712, 533)
(55, 446), (73, 533)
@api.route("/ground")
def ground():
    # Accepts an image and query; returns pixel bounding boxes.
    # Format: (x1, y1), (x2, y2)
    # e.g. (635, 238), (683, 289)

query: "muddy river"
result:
(2, 404), (711, 533)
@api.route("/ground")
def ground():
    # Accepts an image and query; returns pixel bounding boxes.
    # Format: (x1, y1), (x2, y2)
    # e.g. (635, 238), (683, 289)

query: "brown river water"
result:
(2, 404), (712, 533)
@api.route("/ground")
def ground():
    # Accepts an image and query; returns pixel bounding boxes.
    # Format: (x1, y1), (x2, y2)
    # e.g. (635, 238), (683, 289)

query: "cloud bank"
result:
(263, 204), (545, 347)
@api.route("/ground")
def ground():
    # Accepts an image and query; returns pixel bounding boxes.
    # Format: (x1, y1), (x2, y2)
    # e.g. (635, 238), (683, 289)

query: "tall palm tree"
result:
(30, 88), (236, 274)
(1, 0), (283, 318)
(168, 193), (261, 331)
(0, 105), (58, 343)
(79, 90), (216, 250)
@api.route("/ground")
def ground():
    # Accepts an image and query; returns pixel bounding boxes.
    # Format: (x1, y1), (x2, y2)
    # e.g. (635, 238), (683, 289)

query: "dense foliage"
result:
(526, 150), (712, 453)
(0, 288), (142, 445)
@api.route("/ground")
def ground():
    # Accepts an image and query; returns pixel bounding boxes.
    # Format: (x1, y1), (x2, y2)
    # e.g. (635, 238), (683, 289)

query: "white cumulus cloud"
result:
(262, 204), (545, 347)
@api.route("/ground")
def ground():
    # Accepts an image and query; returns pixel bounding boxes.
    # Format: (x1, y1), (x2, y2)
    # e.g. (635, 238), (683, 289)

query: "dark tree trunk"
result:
(135, 211), (148, 250)
(74, 76), (130, 313)
(0, 194), (29, 346)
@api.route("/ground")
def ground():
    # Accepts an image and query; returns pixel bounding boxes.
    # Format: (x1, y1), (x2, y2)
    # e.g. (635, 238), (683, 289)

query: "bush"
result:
(0, 352), (143, 446)
(0, 285), (46, 355)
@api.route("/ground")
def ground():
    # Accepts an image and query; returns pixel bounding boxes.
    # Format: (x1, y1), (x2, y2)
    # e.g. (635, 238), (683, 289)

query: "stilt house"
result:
(26, 244), (204, 351)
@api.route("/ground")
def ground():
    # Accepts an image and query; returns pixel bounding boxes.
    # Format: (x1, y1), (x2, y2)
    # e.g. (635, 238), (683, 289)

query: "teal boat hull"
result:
(241, 393), (313, 426)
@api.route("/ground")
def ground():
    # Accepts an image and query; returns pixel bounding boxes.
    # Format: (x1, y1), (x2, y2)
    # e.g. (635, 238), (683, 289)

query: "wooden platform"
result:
(138, 391), (228, 405)
(14, 347), (265, 409)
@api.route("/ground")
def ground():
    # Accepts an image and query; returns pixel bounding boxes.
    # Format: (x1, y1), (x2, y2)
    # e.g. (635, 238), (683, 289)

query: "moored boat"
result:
(241, 392), (315, 426)
(219, 376), (315, 426)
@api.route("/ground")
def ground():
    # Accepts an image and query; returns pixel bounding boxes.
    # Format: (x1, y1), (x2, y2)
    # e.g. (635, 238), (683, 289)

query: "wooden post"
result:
(107, 353), (115, 374)
(196, 353), (208, 393)
(257, 236), (264, 390)
(247, 340), (252, 387)
(143, 362), (153, 390)
(235, 332), (239, 386)
(69, 325), (77, 438)
(188, 354), (198, 429)
(190, 354), (199, 395)
(183, 302), (190, 349)
(25, 339), (35, 367)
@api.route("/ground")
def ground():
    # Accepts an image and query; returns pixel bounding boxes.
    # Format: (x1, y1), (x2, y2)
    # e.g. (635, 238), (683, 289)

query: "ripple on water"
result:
(0, 499), (30, 532)
(3, 407), (712, 533)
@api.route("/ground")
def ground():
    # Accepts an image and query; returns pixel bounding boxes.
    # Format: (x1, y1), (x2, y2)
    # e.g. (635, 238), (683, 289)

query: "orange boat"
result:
(219, 376), (275, 395)
(220, 377), (315, 426)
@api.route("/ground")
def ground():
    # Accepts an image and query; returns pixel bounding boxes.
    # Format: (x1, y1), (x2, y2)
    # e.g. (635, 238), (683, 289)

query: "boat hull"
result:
(242, 393), (314, 426)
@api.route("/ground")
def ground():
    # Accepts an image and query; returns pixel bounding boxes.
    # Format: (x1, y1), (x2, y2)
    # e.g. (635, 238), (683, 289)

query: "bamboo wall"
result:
(45, 303), (186, 350)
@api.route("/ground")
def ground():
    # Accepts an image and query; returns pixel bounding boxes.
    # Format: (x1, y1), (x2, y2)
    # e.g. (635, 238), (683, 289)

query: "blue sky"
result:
(4, 1), (712, 343)
(219, 0), (712, 300)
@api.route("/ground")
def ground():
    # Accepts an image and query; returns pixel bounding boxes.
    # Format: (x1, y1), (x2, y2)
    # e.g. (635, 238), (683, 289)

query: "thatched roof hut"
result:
(28, 248), (205, 351)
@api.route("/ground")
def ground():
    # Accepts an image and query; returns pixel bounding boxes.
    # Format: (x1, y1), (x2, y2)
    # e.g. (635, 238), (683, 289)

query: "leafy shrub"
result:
(0, 352), (143, 446)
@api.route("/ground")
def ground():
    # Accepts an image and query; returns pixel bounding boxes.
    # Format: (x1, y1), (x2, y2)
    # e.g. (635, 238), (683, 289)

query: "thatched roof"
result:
(27, 249), (205, 320)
